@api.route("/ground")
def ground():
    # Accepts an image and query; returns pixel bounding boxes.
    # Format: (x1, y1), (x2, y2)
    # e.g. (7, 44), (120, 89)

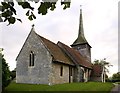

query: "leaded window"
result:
(29, 51), (34, 66)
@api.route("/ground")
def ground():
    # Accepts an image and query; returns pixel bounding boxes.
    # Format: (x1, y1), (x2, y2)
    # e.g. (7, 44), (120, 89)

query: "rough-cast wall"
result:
(74, 66), (90, 82)
(16, 30), (52, 84)
(73, 67), (77, 82)
(51, 63), (73, 84)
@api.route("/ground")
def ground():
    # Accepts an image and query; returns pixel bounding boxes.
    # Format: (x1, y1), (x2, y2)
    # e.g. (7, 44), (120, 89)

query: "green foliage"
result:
(61, 2), (70, 10)
(10, 69), (16, 80)
(0, 52), (11, 90)
(115, 82), (120, 84)
(0, 1), (22, 25)
(4, 82), (114, 92)
(38, 2), (56, 15)
(0, 0), (71, 25)
(112, 72), (120, 81)
(18, 2), (34, 10)
(93, 59), (112, 73)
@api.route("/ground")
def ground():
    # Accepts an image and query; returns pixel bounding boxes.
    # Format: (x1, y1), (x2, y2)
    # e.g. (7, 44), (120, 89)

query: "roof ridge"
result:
(57, 41), (92, 69)
(35, 33), (74, 66)
(58, 41), (84, 58)
(35, 33), (57, 46)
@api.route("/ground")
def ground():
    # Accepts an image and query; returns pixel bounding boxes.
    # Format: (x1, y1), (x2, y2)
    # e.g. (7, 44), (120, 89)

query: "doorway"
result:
(69, 66), (73, 83)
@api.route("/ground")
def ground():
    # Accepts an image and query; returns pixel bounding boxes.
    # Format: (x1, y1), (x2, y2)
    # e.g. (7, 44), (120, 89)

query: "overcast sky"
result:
(0, 0), (119, 77)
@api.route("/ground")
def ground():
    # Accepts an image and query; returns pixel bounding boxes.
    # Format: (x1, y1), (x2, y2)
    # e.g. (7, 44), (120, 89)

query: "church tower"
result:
(71, 8), (91, 62)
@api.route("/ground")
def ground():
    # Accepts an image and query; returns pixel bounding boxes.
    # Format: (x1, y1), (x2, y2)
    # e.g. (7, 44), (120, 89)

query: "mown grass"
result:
(4, 82), (114, 92)
(47, 82), (114, 91)
(115, 82), (120, 84)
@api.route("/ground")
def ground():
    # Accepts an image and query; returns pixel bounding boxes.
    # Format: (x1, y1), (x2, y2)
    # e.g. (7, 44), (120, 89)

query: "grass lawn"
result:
(115, 82), (120, 84)
(3, 82), (114, 92)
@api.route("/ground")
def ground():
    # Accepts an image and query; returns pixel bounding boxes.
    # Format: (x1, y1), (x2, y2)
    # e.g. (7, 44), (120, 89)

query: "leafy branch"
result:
(0, 0), (71, 25)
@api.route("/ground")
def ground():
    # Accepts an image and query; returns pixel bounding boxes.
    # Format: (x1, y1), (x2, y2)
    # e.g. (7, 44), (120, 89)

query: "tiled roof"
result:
(35, 32), (92, 69)
(57, 41), (92, 69)
(36, 33), (74, 66)
(91, 64), (103, 77)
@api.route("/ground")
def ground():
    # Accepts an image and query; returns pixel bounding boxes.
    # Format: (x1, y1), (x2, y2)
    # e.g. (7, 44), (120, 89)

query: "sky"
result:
(0, 0), (119, 77)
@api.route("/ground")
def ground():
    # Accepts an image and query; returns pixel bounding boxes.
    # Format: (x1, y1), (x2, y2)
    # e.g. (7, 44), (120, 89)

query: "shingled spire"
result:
(72, 8), (88, 46)
(71, 7), (91, 62)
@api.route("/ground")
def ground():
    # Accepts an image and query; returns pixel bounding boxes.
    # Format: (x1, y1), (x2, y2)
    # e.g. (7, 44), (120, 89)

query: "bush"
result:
(112, 72), (120, 82)
(1, 53), (11, 90)
(10, 69), (16, 80)
(111, 80), (120, 83)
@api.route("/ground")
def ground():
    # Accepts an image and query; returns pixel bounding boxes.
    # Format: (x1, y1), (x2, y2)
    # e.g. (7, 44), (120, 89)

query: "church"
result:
(16, 9), (103, 85)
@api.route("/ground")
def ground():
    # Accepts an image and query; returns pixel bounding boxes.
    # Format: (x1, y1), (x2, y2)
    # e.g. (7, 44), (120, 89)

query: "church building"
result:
(16, 9), (103, 85)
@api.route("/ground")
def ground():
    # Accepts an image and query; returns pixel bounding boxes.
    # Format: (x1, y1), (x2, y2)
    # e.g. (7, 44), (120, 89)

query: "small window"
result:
(29, 51), (34, 66)
(60, 66), (63, 76)
(70, 67), (72, 76)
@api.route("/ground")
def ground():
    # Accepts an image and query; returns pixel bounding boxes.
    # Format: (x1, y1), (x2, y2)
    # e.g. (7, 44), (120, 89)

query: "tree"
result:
(0, 48), (11, 90)
(93, 58), (112, 83)
(0, 0), (71, 25)
(10, 68), (16, 80)
(112, 72), (120, 82)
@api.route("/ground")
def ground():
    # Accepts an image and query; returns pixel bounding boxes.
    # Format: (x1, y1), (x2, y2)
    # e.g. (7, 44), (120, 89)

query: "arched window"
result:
(29, 51), (34, 66)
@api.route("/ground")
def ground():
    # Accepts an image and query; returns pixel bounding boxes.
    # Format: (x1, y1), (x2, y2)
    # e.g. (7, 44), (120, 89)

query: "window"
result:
(60, 66), (63, 76)
(70, 67), (72, 76)
(29, 51), (34, 66)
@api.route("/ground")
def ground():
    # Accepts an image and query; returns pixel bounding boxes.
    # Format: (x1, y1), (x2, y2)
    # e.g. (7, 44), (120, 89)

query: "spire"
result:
(72, 6), (88, 46)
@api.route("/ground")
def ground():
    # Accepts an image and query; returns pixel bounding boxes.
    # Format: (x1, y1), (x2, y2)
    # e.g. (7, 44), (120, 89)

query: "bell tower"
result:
(71, 8), (91, 62)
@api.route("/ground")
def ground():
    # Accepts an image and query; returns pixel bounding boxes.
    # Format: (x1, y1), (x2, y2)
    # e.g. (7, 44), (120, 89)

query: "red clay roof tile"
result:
(36, 33), (92, 69)
(57, 41), (92, 69)
(36, 33), (74, 66)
